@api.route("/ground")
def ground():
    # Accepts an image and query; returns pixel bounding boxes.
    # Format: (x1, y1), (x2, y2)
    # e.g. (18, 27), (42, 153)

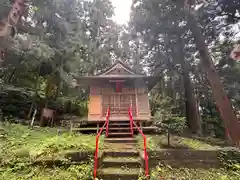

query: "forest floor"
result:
(146, 166), (240, 180)
(137, 134), (240, 179)
(0, 124), (239, 180)
(0, 123), (103, 156)
(0, 123), (100, 180)
(137, 134), (230, 151)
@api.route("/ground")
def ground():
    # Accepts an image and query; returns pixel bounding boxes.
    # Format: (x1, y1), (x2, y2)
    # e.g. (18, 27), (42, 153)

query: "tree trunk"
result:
(7, 57), (24, 83)
(54, 74), (61, 100)
(0, 0), (25, 47)
(167, 128), (170, 147)
(179, 74), (186, 117)
(28, 65), (40, 119)
(7, 67), (17, 83)
(177, 35), (202, 135)
(159, 77), (166, 96)
(27, 103), (34, 119)
(183, 73), (202, 134)
(167, 71), (175, 99)
(187, 13), (240, 145)
(170, 71), (177, 106)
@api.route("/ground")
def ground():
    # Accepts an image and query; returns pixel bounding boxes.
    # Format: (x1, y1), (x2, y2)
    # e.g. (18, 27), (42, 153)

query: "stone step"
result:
(103, 150), (139, 157)
(98, 167), (142, 180)
(104, 137), (137, 144)
(104, 143), (137, 151)
(102, 157), (141, 168)
(108, 132), (132, 137)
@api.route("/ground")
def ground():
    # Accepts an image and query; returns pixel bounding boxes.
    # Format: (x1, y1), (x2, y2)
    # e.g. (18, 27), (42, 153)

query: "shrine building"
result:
(77, 60), (157, 123)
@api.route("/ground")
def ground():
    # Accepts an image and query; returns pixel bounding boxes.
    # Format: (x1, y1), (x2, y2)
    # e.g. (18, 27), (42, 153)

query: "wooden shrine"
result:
(77, 60), (157, 122)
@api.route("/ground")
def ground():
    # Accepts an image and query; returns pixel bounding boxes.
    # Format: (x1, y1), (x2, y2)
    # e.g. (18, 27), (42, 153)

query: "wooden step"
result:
(109, 119), (130, 123)
(71, 127), (103, 131)
(98, 167), (142, 180)
(109, 123), (130, 127)
(104, 137), (137, 144)
(108, 127), (131, 132)
(108, 132), (132, 138)
(102, 157), (141, 168)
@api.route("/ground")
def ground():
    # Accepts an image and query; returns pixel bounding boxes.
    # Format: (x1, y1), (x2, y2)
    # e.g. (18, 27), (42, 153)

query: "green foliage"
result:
(0, 85), (33, 117)
(0, 163), (93, 180)
(130, 0), (240, 139)
(206, 116), (225, 138)
(0, 0), (11, 19)
(137, 135), (217, 151)
(0, 85), (88, 118)
(33, 133), (101, 158)
(152, 95), (187, 134)
(0, 124), (97, 179)
(0, 0), (126, 122)
(180, 138), (215, 150)
(144, 165), (240, 180)
(61, 99), (88, 117)
(218, 148), (240, 171)
(0, 124), (102, 167)
(162, 117), (187, 134)
(151, 95), (173, 119)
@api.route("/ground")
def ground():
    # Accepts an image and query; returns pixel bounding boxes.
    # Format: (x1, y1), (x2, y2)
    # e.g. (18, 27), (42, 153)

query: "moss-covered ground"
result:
(0, 123), (103, 180)
(137, 134), (227, 150)
(144, 166), (240, 180)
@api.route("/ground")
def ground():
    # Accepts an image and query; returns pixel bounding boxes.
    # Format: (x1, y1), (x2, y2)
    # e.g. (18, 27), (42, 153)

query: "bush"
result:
(218, 147), (240, 171)
(143, 165), (240, 180)
(162, 116), (187, 134)
(0, 86), (32, 117)
(0, 85), (88, 119)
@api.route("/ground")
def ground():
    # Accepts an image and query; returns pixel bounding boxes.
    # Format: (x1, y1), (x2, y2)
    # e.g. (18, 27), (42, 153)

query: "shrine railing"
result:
(93, 106), (110, 178)
(128, 105), (149, 177)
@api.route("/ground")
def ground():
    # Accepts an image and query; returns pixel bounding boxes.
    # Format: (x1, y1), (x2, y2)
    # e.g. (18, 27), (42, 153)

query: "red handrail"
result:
(128, 106), (149, 177)
(129, 106), (134, 136)
(93, 106), (110, 178)
(106, 107), (110, 137)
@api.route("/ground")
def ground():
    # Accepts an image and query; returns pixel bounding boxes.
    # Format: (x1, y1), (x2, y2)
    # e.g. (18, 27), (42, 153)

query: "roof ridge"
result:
(96, 60), (137, 76)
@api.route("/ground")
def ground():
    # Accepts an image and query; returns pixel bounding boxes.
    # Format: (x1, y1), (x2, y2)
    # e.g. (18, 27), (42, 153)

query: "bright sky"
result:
(111, 0), (132, 24)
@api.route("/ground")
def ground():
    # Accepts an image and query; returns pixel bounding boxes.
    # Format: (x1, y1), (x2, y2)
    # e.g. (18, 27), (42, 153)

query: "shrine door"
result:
(102, 94), (136, 118)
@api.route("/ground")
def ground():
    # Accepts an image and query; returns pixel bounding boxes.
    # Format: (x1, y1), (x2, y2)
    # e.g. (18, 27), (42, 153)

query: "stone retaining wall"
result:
(33, 149), (240, 169)
(143, 150), (221, 168)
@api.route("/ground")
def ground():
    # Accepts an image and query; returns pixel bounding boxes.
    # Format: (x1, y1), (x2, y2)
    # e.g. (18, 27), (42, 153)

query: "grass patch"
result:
(142, 165), (240, 180)
(180, 137), (215, 150)
(0, 162), (93, 180)
(0, 123), (103, 165)
(137, 135), (219, 150)
(0, 123), (102, 179)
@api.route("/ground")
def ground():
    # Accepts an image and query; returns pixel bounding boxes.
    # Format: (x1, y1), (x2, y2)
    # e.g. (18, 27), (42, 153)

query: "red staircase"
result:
(93, 106), (149, 180)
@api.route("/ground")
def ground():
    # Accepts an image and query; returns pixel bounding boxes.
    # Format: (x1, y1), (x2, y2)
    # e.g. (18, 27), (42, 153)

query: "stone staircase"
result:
(98, 119), (143, 180)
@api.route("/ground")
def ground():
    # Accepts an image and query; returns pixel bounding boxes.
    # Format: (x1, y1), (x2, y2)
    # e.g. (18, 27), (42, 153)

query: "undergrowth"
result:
(139, 165), (240, 180)
(0, 123), (103, 167)
(0, 162), (93, 180)
(137, 135), (218, 150)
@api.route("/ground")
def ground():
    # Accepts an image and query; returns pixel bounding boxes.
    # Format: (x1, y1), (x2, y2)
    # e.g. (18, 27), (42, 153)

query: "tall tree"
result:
(176, 33), (202, 134)
(184, 0), (240, 144)
(0, 0), (26, 49)
(130, 0), (202, 133)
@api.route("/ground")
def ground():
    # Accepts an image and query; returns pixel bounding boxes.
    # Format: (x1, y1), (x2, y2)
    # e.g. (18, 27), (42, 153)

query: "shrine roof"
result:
(75, 60), (159, 90)
(96, 60), (140, 77)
